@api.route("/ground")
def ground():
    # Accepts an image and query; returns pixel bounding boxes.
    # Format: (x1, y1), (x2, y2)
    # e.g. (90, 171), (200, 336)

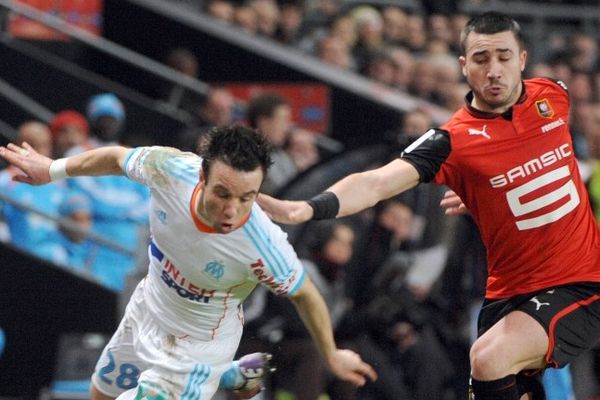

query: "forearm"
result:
(63, 146), (130, 177)
(327, 158), (420, 218)
(290, 278), (337, 363)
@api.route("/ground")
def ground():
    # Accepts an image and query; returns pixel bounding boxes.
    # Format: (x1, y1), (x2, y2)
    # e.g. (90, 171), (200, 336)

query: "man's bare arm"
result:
(258, 158), (420, 224)
(0, 142), (131, 185)
(290, 277), (377, 386)
(328, 158), (420, 217)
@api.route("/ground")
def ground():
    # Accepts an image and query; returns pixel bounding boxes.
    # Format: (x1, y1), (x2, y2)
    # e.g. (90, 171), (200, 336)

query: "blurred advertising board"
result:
(8, 0), (103, 40)
(224, 83), (330, 134)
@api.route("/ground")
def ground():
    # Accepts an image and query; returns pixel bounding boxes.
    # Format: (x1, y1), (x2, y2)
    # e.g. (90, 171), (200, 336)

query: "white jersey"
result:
(123, 146), (306, 341)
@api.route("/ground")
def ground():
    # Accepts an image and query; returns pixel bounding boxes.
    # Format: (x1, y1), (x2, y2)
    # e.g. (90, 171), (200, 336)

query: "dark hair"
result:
(460, 12), (525, 56)
(200, 125), (273, 181)
(245, 93), (289, 128)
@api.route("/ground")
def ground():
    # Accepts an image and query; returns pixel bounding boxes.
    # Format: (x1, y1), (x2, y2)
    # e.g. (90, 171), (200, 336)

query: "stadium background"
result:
(0, 0), (599, 399)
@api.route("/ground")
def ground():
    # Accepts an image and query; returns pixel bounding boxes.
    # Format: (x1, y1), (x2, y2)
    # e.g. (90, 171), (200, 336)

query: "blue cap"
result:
(86, 93), (125, 123)
(60, 192), (91, 216)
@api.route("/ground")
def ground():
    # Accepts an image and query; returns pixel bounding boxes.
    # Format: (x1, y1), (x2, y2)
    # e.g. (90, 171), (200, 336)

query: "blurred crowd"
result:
(2, 0), (600, 399)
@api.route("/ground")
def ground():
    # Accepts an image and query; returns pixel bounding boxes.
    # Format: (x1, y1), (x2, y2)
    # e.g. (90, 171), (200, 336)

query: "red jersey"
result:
(406, 78), (600, 299)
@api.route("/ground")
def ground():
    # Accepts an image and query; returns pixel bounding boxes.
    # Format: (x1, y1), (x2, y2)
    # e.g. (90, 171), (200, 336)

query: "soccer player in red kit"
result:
(258, 12), (600, 400)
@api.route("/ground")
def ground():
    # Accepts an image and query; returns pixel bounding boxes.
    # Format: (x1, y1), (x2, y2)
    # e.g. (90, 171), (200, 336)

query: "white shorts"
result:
(91, 281), (243, 399)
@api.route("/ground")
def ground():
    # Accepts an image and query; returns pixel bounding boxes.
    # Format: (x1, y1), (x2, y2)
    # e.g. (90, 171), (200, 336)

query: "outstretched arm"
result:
(290, 276), (378, 386)
(258, 158), (420, 224)
(0, 142), (131, 185)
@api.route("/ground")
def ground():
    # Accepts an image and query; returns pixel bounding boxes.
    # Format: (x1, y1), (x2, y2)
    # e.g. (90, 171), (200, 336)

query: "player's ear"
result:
(519, 50), (528, 72)
(199, 160), (207, 184)
(199, 166), (205, 184)
(459, 56), (467, 77)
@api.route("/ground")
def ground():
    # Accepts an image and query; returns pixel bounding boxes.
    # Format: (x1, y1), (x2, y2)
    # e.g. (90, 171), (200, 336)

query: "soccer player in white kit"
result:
(0, 126), (377, 400)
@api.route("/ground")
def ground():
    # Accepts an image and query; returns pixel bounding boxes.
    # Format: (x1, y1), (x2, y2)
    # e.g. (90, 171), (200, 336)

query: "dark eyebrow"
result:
(214, 184), (257, 197)
(472, 48), (513, 57)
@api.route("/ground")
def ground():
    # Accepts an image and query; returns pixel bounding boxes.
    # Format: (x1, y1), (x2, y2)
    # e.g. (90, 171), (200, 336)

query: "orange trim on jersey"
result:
(189, 183), (251, 234)
(210, 283), (246, 340)
(546, 292), (600, 367)
(190, 184), (217, 233)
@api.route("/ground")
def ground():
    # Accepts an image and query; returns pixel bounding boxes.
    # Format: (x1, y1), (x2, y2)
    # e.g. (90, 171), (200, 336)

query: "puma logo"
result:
(530, 296), (550, 311)
(468, 125), (491, 140)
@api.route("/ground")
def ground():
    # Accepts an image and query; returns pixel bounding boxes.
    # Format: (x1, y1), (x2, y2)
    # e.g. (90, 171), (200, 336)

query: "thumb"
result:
(13, 174), (33, 184)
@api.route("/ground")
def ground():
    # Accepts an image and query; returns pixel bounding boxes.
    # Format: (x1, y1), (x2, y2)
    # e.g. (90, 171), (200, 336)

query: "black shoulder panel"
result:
(400, 128), (451, 183)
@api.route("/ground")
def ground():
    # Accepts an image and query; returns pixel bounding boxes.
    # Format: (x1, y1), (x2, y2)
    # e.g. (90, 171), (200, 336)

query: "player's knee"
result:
(470, 340), (506, 379)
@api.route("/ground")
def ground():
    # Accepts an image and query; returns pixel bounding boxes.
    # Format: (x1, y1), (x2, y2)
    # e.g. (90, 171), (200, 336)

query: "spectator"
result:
(427, 14), (453, 50)
(316, 34), (355, 70)
(276, 0), (304, 45)
(329, 14), (358, 50)
(399, 108), (433, 139)
(252, 0), (280, 37)
(0, 121), (66, 263)
(405, 14), (428, 53)
(408, 57), (438, 102)
(55, 190), (96, 273)
(177, 86), (236, 152)
(49, 110), (89, 157)
(425, 37), (451, 55)
(382, 6), (408, 46)
(351, 5), (385, 72)
(166, 47), (199, 79)
(526, 62), (555, 79)
(365, 51), (399, 86)
(285, 126), (320, 173)
(388, 46), (415, 90)
(66, 93), (150, 291)
(449, 13), (470, 52)
(84, 93), (126, 146)
(569, 71), (594, 105)
(162, 47), (202, 113)
(246, 92), (297, 194)
(195, 86), (235, 128)
(443, 82), (470, 112)
(233, 4), (258, 34)
(204, 0), (235, 23)
(349, 207), (454, 400)
(429, 53), (463, 107)
(298, 0), (343, 41)
(569, 33), (598, 74)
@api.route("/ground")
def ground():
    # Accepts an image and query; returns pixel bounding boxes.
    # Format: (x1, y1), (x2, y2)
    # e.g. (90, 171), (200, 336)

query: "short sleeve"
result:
(243, 206), (306, 297)
(123, 146), (202, 190)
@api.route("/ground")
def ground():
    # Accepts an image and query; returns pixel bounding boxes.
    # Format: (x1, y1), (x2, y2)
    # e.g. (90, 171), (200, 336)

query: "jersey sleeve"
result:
(245, 205), (306, 297)
(122, 146), (202, 191)
(400, 128), (451, 183)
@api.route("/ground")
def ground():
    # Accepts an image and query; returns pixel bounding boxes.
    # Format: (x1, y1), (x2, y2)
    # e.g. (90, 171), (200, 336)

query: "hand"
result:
(0, 142), (53, 185)
(440, 190), (469, 216)
(257, 193), (314, 224)
(326, 349), (378, 387)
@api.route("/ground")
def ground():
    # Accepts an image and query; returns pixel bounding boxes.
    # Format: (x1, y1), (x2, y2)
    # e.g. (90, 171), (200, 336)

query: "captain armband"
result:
(307, 191), (340, 220)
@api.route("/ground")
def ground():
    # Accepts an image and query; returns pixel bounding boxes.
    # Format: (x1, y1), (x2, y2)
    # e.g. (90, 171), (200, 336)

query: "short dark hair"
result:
(199, 125), (273, 181)
(245, 93), (289, 128)
(460, 12), (525, 55)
